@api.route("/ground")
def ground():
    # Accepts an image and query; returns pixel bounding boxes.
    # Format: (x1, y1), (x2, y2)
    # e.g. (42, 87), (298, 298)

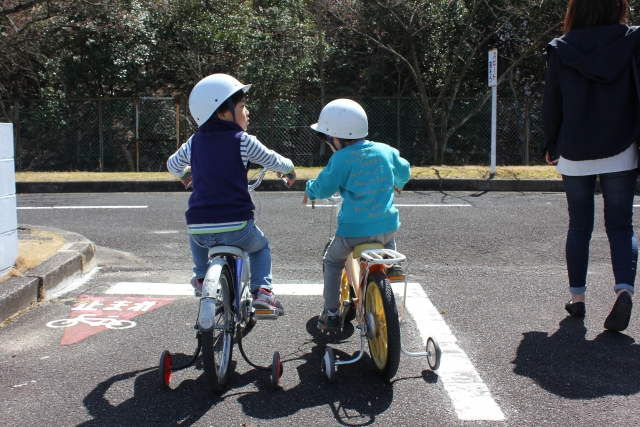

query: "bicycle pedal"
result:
(254, 309), (280, 320)
(387, 274), (405, 282)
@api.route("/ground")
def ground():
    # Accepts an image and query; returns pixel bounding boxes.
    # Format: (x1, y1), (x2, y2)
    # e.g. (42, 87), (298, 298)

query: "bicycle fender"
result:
(198, 258), (228, 331)
(198, 297), (216, 331)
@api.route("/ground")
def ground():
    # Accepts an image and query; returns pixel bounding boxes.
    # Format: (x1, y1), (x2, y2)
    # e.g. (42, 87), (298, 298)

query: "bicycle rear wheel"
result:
(365, 271), (401, 380)
(201, 266), (234, 392)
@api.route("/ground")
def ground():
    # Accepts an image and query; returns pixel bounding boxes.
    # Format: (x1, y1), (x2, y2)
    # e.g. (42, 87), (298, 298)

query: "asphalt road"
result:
(3, 189), (640, 426)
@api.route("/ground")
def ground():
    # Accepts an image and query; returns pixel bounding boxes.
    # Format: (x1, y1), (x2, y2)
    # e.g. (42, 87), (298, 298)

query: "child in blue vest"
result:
(305, 99), (411, 331)
(167, 74), (295, 315)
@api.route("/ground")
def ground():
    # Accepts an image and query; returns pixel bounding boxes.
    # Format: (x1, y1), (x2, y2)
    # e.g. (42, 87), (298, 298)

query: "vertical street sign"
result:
(488, 49), (498, 176)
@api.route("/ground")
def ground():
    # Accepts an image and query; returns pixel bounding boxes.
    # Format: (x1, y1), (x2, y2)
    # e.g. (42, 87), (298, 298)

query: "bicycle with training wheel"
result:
(158, 168), (291, 392)
(305, 194), (442, 382)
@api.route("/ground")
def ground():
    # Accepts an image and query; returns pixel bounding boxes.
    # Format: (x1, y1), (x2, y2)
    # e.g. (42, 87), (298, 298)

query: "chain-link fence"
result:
(0, 96), (545, 172)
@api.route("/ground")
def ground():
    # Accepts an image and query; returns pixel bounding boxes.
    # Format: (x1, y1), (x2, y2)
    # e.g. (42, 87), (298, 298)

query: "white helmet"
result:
(310, 99), (368, 139)
(188, 74), (251, 126)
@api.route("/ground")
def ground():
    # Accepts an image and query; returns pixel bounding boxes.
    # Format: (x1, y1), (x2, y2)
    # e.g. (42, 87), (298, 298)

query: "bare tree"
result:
(0, 0), (109, 98)
(328, 0), (565, 164)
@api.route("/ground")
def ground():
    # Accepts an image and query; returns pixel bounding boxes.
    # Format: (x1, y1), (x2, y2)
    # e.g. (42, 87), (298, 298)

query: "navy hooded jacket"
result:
(543, 25), (640, 161)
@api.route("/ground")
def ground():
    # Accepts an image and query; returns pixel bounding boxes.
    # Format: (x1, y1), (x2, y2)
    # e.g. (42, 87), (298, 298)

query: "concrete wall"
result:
(0, 123), (17, 276)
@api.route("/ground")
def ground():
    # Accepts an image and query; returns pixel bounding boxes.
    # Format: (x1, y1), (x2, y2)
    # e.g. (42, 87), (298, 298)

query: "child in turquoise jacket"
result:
(305, 99), (411, 331)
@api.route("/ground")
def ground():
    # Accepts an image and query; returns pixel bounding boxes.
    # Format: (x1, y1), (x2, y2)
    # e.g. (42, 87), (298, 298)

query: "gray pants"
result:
(322, 232), (396, 311)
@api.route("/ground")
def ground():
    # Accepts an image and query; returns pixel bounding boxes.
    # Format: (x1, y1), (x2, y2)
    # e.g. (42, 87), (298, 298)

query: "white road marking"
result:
(306, 204), (471, 207)
(150, 230), (181, 234)
(396, 204), (471, 207)
(17, 206), (148, 210)
(106, 280), (504, 420)
(106, 282), (194, 295)
(390, 283), (505, 421)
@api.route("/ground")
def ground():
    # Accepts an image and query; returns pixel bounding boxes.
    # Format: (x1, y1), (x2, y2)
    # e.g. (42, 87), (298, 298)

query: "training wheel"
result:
(271, 351), (283, 387)
(322, 347), (336, 382)
(159, 350), (173, 388)
(426, 337), (442, 371)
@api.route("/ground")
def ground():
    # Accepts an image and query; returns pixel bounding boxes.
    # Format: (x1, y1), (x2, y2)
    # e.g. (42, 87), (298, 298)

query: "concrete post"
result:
(0, 123), (18, 276)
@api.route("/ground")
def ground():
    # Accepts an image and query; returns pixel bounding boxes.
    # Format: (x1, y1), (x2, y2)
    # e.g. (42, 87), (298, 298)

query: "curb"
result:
(0, 225), (95, 324)
(16, 179), (568, 193)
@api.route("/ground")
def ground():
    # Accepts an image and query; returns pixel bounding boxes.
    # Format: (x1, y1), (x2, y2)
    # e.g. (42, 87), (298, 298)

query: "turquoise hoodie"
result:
(305, 141), (410, 238)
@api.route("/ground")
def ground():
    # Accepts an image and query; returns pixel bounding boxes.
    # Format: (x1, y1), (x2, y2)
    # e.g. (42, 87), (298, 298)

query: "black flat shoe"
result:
(565, 301), (585, 318)
(604, 292), (633, 332)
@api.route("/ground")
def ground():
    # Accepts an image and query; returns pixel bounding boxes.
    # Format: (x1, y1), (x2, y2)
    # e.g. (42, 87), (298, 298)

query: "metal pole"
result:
(269, 100), (274, 150)
(523, 98), (530, 166)
(98, 100), (104, 172)
(134, 98), (139, 172)
(14, 101), (20, 172)
(490, 86), (497, 176)
(397, 97), (401, 150)
(175, 96), (180, 149)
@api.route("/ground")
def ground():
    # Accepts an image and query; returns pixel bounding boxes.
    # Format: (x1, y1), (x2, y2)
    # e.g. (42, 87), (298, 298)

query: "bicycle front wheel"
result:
(201, 266), (234, 392)
(365, 271), (401, 380)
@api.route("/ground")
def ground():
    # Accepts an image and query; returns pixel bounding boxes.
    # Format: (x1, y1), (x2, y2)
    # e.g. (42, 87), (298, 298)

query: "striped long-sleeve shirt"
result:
(167, 133), (293, 178)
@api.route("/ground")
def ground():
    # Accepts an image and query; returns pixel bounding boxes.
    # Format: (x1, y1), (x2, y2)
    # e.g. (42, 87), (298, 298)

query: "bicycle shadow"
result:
(79, 317), (396, 426)
(77, 353), (225, 427)
(512, 317), (640, 399)
(236, 316), (394, 426)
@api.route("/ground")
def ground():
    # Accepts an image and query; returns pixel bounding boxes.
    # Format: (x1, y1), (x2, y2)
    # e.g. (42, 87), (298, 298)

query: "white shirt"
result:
(556, 142), (638, 176)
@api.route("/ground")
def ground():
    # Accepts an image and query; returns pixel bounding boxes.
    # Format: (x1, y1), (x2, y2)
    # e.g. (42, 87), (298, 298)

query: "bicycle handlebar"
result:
(183, 167), (290, 192)
(248, 168), (269, 191)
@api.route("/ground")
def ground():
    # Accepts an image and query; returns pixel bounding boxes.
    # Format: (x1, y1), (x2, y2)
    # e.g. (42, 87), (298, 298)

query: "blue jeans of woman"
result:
(189, 219), (272, 293)
(562, 170), (637, 296)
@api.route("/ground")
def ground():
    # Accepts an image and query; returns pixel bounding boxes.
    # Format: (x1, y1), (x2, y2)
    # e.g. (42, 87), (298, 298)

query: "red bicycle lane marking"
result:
(51, 295), (175, 346)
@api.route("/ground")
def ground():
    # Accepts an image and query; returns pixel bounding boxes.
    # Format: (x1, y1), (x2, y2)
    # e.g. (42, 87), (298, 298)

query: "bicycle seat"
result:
(352, 243), (384, 258)
(208, 246), (243, 258)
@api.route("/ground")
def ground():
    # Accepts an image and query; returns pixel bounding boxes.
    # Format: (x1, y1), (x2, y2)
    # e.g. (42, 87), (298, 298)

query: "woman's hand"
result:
(545, 151), (558, 165)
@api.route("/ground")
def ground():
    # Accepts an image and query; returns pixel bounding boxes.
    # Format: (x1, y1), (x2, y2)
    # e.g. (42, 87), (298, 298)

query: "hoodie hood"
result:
(548, 25), (640, 83)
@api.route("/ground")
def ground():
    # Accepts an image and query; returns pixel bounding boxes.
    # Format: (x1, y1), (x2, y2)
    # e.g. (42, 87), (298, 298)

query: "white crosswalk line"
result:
(106, 280), (504, 420)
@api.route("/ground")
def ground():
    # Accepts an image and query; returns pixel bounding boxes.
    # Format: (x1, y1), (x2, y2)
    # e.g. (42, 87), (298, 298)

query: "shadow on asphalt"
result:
(236, 316), (394, 425)
(513, 316), (640, 399)
(79, 317), (397, 426)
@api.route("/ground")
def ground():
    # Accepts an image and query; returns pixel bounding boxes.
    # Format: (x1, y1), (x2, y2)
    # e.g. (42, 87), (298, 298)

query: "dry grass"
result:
(16, 166), (561, 182)
(0, 230), (65, 283)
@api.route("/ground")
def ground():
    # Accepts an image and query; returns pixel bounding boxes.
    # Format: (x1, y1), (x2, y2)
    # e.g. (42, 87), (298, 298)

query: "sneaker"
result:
(386, 264), (405, 281)
(191, 276), (204, 297)
(318, 309), (341, 332)
(604, 291), (633, 332)
(564, 301), (585, 318)
(252, 288), (284, 316)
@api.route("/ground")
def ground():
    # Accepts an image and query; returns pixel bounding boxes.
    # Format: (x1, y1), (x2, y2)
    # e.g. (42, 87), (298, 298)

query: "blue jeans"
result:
(189, 219), (272, 293)
(562, 170), (637, 296)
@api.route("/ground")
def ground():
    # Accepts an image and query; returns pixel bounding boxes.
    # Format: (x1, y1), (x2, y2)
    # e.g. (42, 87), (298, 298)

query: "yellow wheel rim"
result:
(339, 270), (350, 308)
(366, 281), (388, 370)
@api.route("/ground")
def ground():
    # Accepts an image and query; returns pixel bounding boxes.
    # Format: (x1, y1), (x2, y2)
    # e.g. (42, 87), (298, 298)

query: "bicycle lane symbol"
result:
(46, 295), (175, 346)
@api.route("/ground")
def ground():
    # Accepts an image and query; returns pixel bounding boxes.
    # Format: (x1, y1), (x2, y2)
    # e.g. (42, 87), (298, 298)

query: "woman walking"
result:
(543, 0), (640, 331)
